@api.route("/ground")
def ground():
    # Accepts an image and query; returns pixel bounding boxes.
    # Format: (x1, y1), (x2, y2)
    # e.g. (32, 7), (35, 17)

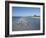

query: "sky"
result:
(12, 7), (40, 16)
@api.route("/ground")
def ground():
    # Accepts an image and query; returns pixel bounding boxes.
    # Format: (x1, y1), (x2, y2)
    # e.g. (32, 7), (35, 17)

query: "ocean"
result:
(12, 16), (40, 31)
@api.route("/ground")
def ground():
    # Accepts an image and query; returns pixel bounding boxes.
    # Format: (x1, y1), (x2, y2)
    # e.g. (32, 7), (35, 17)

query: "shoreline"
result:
(32, 16), (40, 18)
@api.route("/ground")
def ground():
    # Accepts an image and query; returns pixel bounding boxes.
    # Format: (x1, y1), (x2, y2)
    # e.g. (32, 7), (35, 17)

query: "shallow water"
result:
(12, 17), (40, 31)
